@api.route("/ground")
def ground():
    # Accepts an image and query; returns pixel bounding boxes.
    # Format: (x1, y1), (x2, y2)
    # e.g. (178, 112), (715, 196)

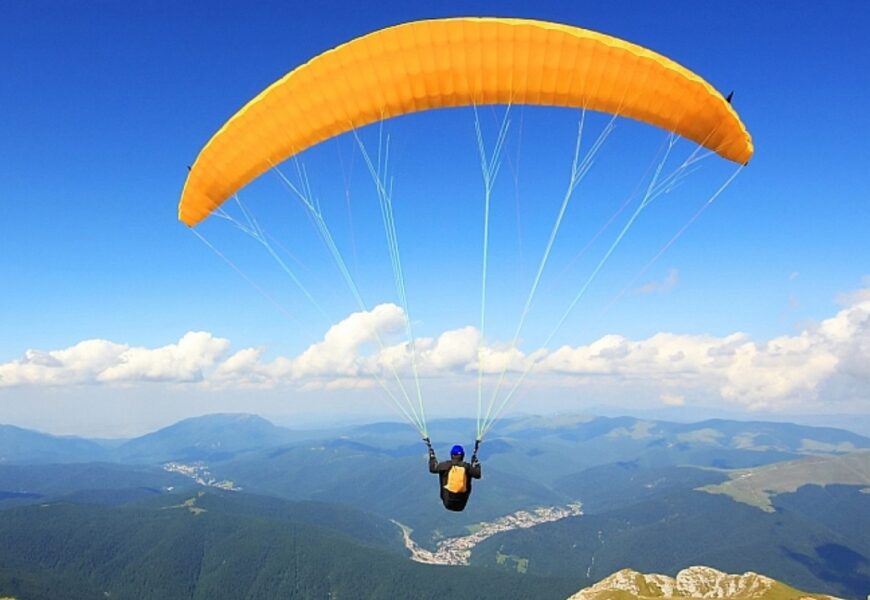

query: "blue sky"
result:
(1, 1), (868, 436)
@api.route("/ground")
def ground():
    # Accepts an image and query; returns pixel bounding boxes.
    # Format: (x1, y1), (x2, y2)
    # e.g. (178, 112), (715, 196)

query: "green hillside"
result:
(470, 485), (869, 599)
(554, 463), (728, 513)
(214, 441), (566, 543)
(0, 462), (190, 496)
(698, 450), (870, 511)
(0, 493), (576, 600)
(134, 489), (408, 551)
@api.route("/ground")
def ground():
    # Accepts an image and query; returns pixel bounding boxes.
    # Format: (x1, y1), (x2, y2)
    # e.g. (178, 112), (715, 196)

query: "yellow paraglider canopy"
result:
(179, 17), (753, 227)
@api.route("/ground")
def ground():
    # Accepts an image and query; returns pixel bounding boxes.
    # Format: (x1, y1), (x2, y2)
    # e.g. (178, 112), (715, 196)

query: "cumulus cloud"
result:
(291, 303), (404, 378)
(98, 332), (230, 383)
(0, 332), (229, 387)
(3, 288), (870, 414)
(534, 312), (856, 411)
(423, 326), (479, 371)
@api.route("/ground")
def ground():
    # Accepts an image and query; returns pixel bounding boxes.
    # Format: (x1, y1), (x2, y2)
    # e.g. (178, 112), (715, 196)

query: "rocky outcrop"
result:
(567, 566), (844, 599)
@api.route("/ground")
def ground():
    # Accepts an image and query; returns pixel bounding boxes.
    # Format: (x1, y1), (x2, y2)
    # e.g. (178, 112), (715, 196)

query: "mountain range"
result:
(1, 413), (867, 599)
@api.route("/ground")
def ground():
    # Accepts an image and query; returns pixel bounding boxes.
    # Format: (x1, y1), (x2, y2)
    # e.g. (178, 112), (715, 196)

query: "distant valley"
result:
(397, 501), (583, 566)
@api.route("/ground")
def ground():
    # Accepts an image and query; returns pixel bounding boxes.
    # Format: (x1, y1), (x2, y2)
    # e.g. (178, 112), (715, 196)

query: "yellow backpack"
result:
(445, 464), (467, 493)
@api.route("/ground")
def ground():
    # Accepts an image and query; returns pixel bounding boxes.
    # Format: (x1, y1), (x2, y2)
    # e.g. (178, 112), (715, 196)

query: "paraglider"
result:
(179, 17), (753, 512)
(425, 439), (481, 512)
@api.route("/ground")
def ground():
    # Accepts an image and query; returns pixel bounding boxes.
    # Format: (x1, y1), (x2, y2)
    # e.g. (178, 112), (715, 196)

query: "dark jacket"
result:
(429, 454), (481, 512)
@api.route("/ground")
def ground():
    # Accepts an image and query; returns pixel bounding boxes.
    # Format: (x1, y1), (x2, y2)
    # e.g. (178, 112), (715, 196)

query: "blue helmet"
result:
(450, 444), (465, 457)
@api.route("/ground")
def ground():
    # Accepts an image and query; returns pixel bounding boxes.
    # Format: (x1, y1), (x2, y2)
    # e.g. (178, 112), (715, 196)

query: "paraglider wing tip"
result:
(178, 205), (195, 227)
(725, 91), (734, 104)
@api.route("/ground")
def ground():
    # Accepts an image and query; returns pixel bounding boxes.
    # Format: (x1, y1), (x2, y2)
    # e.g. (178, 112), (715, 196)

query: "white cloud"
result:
(211, 347), (269, 386)
(0, 333), (229, 387)
(291, 303), (404, 378)
(98, 332), (230, 383)
(534, 288), (868, 412)
(2, 288), (869, 414)
(423, 326), (479, 371)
